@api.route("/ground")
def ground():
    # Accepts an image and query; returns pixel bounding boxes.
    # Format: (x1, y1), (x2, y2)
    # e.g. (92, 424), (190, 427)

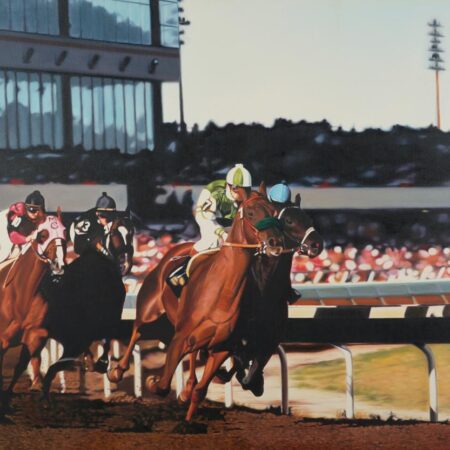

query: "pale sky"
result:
(162, 0), (450, 131)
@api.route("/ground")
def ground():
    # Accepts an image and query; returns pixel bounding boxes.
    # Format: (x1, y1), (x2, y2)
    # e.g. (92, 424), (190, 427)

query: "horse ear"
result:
(259, 181), (267, 198)
(295, 193), (301, 207)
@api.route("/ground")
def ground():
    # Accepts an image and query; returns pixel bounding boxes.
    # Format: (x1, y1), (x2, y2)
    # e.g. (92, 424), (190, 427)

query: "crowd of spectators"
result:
(99, 230), (450, 296)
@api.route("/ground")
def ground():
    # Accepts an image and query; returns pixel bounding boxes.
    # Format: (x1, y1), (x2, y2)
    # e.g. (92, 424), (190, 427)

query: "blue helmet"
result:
(268, 182), (291, 204)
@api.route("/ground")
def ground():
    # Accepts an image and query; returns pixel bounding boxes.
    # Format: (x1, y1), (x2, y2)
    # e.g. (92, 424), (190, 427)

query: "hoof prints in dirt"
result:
(6, 395), (227, 434)
(172, 421), (208, 434)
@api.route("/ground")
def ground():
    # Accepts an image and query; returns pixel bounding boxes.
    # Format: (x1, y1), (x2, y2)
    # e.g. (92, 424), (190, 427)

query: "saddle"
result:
(167, 248), (219, 296)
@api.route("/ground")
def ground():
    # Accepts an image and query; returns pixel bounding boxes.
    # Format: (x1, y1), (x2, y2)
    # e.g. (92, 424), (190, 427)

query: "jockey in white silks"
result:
(167, 163), (253, 291)
(193, 163), (253, 252)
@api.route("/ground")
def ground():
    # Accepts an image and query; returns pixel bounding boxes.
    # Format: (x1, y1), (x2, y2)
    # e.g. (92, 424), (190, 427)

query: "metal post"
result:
(99, 345), (111, 398)
(277, 345), (289, 414)
(58, 343), (66, 393)
(415, 344), (438, 422)
(133, 345), (142, 398)
(332, 344), (355, 419)
(175, 359), (185, 397)
(224, 358), (233, 408)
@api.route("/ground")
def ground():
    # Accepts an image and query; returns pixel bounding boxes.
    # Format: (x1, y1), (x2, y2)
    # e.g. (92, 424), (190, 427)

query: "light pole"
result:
(178, 4), (190, 135)
(428, 19), (445, 129)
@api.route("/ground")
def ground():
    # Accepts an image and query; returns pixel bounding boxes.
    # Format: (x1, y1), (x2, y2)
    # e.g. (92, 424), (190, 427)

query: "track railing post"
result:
(415, 343), (438, 422)
(277, 345), (289, 414)
(175, 359), (184, 397)
(332, 344), (354, 419)
(98, 345), (111, 398)
(224, 357), (234, 408)
(133, 344), (142, 398)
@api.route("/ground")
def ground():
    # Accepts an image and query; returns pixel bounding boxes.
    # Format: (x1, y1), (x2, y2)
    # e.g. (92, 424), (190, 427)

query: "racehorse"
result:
(110, 191), (322, 418)
(147, 189), (287, 419)
(0, 214), (66, 412)
(215, 193), (324, 396)
(39, 215), (134, 399)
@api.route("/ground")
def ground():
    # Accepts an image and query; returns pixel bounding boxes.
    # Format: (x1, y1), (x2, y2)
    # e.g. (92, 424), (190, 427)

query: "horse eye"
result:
(247, 210), (254, 218)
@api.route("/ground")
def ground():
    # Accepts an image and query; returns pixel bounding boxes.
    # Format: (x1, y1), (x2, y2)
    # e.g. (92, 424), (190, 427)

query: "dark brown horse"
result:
(222, 194), (324, 395)
(0, 215), (66, 412)
(39, 215), (134, 399)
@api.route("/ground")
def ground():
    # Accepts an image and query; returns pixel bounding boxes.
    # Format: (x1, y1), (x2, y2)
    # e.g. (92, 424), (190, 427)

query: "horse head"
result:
(278, 193), (324, 258)
(33, 214), (67, 275)
(226, 184), (284, 257)
(105, 215), (135, 276)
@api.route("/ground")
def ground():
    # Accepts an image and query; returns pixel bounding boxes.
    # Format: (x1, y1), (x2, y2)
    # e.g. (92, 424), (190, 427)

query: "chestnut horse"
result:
(110, 194), (322, 395)
(0, 215), (66, 412)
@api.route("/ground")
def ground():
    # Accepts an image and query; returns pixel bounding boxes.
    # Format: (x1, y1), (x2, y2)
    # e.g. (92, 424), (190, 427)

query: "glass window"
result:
(0, 70), (62, 150)
(0, 0), (59, 35)
(71, 77), (82, 147)
(81, 77), (93, 151)
(6, 71), (18, 149)
(70, 75), (154, 154)
(16, 72), (30, 149)
(69, 0), (152, 45)
(0, 73), (6, 149)
(159, 0), (179, 48)
(29, 73), (42, 147)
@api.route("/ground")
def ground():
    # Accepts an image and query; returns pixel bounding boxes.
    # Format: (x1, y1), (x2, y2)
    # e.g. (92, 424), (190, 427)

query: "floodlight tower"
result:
(178, 1), (190, 135)
(428, 19), (445, 129)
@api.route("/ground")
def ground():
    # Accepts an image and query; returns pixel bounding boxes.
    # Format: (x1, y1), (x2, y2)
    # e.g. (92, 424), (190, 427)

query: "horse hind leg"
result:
(41, 351), (79, 404)
(186, 350), (230, 422)
(93, 339), (110, 374)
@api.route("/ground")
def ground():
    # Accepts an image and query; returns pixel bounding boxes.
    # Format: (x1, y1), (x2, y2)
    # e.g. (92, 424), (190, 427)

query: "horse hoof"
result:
(177, 391), (191, 405)
(93, 359), (109, 374)
(29, 379), (43, 392)
(213, 368), (233, 384)
(107, 366), (125, 383)
(145, 377), (170, 397)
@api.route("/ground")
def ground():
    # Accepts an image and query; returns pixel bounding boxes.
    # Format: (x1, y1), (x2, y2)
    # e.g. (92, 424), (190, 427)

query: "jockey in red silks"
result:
(0, 190), (47, 262)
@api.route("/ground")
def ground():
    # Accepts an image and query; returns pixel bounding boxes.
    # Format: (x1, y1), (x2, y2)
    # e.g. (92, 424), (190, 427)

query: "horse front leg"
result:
(93, 339), (110, 374)
(108, 324), (141, 383)
(178, 351), (199, 404)
(146, 334), (189, 397)
(29, 355), (44, 391)
(186, 350), (230, 421)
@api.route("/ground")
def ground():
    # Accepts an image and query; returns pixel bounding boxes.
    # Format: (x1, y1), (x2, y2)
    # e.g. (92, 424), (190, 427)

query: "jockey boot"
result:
(166, 257), (191, 297)
(287, 287), (302, 304)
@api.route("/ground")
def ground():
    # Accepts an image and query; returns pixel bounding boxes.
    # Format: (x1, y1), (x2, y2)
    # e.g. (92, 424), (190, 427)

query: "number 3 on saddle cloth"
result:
(166, 249), (219, 297)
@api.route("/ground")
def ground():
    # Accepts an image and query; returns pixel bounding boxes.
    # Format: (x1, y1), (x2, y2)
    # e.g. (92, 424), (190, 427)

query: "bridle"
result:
(278, 206), (317, 255)
(222, 195), (282, 255)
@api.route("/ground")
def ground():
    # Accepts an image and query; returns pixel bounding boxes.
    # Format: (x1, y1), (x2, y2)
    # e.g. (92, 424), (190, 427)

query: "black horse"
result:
(39, 215), (134, 398)
(224, 195), (324, 395)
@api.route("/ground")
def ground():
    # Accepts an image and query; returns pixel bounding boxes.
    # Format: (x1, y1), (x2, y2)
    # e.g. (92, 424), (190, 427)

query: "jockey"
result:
(268, 181), (301, 304)
(3, 190), (47, 261)
(193, 163), (253, 252)
(168, 163), (252, 292)
(70, 192), (120, 258)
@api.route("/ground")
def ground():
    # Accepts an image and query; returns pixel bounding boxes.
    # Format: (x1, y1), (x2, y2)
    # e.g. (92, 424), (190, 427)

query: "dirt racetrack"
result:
(1, 392), (450, 450)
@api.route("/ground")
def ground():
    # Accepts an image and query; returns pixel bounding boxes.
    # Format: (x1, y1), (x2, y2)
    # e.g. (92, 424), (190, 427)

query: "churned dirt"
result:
(1, 393), (450, 450)
(2, 345), (450, 449)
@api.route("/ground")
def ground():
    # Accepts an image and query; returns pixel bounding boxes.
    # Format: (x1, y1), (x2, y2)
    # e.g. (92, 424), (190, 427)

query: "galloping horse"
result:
(109, 193), (322, 397)
(222, 193), (324, 395)
(0, 214), (66, 411)
(40, 215), (134, 399)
